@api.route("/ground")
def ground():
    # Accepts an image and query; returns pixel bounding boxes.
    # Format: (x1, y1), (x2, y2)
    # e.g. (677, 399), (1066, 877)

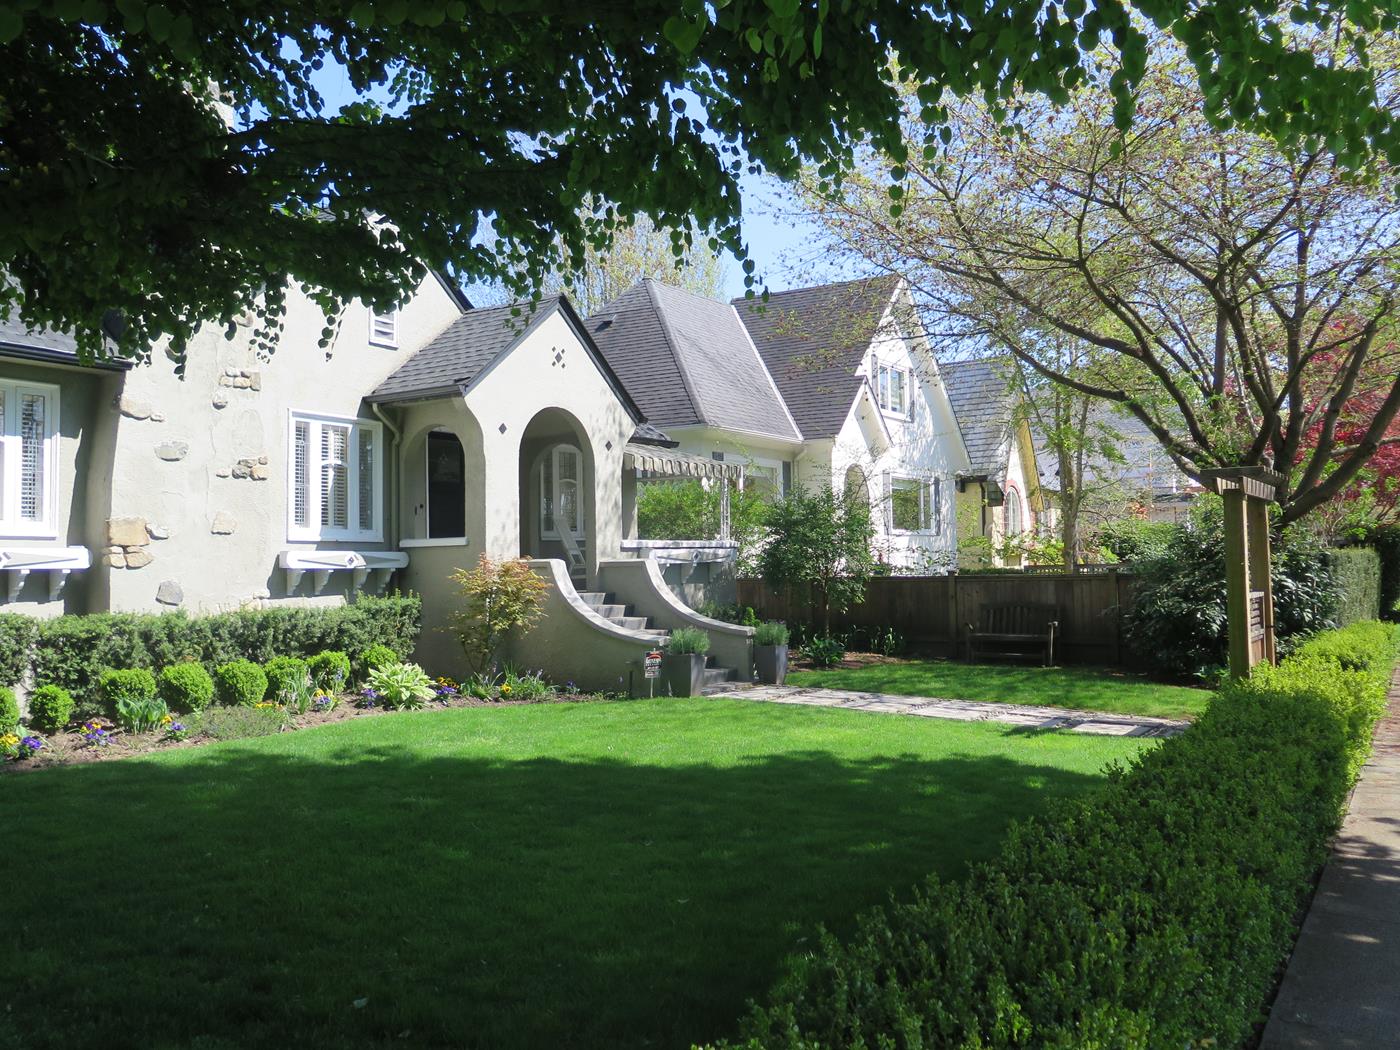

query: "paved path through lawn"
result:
(707, 685), (1188, 738)
(1260, 667), (1400, 1049)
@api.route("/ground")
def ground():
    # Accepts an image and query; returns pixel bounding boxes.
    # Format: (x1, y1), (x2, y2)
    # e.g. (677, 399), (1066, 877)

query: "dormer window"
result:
(369, 307), (398, 348)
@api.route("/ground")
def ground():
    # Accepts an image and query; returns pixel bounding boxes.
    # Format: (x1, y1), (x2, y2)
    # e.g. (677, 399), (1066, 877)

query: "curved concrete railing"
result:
(596, 557), (753, 681)
(501, 559), (661, 694)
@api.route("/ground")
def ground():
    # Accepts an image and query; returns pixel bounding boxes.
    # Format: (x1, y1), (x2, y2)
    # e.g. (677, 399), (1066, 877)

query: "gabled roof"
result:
(941, 357), (1019, 480)
(368, 296), (644, 422)
(731, 275), (900, 439)
(586, 280), (801, 443)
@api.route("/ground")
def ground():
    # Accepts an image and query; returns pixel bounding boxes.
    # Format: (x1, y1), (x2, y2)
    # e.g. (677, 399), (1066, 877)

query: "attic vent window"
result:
(369, 307), (398, 348)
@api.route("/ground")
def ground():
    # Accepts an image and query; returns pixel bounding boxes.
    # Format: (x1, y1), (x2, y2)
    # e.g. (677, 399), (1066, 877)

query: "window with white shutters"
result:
(0, 379), (58, 536)
(288, 412), (382, 540)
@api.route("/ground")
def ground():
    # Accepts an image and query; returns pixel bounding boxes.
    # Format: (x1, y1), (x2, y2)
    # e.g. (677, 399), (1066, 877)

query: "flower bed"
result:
(3, 663), (622, 774)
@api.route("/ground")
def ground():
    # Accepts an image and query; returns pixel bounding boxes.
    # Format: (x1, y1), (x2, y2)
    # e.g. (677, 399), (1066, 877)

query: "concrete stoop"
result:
(576, 590), (741, 693)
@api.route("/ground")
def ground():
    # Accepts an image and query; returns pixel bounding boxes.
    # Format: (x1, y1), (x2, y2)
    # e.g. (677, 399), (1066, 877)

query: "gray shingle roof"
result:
(941, 357), (1018, 480)
(587, 280), (800, 443)
(0, 314), (130, 370)
(731, 275), (899, 439)
(368, 300), (541, 402)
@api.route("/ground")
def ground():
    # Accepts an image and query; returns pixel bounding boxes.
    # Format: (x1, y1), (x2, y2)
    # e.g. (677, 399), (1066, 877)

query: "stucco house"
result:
(0, 276), (756, 689)
(588, 275), (970, 576)
(940, 358), (1045, 567)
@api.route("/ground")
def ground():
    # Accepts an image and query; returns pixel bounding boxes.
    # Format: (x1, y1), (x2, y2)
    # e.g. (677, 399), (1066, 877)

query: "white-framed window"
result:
(0, 378), (59, 538)
(369, 307), (398, 348)
(874, 362), (910, 416)
(287, 411), (383, 541)
(1005, 486), (1024, 538)
(888, 475), (936, 533)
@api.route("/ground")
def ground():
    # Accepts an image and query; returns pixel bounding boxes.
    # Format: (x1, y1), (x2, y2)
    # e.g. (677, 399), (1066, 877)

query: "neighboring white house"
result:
(588, 275), (970, 575)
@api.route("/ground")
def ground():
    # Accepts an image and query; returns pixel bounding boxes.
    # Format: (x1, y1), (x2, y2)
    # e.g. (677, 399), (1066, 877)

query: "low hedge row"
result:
(721, 621), (1397, 1050)
(0, 594), (420, 693)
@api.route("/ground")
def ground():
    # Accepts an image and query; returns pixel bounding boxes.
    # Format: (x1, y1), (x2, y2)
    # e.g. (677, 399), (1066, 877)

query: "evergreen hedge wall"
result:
(1327, 547), (1382, 626)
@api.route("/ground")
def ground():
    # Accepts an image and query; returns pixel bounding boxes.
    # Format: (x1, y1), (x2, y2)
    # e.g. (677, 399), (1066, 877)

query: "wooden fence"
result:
(736, 571), (1140, 666)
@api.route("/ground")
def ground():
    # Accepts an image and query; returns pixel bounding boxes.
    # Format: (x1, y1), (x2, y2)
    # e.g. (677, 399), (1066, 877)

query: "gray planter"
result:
(754, 644), (788, 685)
(661, 652), (707, 697)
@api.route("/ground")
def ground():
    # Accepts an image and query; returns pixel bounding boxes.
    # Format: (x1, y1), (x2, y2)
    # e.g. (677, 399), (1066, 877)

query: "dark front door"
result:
(427, 430), (466, 538)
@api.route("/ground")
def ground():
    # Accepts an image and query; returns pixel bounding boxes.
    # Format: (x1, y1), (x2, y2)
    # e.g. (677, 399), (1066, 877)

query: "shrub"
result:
(802, 635), (845, 668)
(97, 668), (157, 720)
(307, 650), (351, 692)
(0, 687), (19, 734)
(366, 662), (436, 710)
(725, 622), (1398, 1050)
(665, 627), (710, 655)
(213, 660), (268, 707)
(25, 594), (420, 696)
(26, 684), (75, 733)
(1328, 547), (1382, 626)
(449, 554), (549, 674)
(157, 663), (216, 713)
(114, 693), (170, 734)
(0, 614), (36, 687)
(263, 656), (310, 700)
(1125, 497), (1336, 678)
(1095, 517), (1177, 564)
(1370, 523), (1400, 619)
(357, 644), (399, 682)
(754, 621), (790, 647)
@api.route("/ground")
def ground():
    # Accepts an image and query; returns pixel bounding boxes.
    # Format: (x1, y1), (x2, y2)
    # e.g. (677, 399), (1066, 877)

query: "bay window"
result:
(0, 378), (58, 536)
(288, 412), (382, 541)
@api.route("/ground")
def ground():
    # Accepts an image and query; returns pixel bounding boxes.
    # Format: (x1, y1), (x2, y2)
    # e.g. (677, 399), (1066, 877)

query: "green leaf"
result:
(663, 15), (703, 54)
(0, 5), (22, 42)
(811, 23), (822, 60)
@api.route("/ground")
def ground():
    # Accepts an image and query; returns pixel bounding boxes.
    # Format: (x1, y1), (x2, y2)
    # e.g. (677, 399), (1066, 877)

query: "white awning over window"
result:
(623, 443), (744, 481)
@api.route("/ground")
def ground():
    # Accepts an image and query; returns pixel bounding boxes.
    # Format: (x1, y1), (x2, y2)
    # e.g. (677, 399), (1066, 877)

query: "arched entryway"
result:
(519, 408), (594, 585)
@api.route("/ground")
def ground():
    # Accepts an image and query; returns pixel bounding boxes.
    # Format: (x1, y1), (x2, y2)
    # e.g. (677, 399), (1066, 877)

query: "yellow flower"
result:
(0, 734), (18, 748)
(161, 714), (173, 725)
(500, 684), (512, 695)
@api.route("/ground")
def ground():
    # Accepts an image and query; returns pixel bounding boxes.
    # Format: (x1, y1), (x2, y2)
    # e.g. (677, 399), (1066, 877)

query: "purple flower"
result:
(170, 722), (186, 733)
(19, 736), (42, 752)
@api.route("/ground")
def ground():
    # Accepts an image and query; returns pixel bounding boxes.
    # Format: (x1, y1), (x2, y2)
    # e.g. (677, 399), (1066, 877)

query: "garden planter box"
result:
(754, 644), (788, 685)
(661, 653), (707, 697)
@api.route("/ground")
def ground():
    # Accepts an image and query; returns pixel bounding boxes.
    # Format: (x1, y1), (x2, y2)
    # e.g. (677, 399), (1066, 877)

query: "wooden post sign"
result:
(1201, 466), (1283, 681)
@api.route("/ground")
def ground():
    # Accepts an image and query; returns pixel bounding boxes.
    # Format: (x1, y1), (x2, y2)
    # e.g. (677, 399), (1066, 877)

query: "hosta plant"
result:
(366, 662), (436, 710)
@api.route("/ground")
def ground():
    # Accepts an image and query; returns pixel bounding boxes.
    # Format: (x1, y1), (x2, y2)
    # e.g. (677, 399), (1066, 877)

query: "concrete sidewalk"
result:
(1261, 669), (1400, 1049)
(707, 684), (1188, 738)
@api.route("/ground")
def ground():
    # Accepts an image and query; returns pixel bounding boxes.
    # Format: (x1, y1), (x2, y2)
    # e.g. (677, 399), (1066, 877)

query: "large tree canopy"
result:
(801, 34), (1400, 525)
(2, 0), (1399, 360)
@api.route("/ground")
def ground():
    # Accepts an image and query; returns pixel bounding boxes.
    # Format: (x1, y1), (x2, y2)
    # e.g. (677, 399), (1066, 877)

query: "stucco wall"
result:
(98, 273), (463, 614)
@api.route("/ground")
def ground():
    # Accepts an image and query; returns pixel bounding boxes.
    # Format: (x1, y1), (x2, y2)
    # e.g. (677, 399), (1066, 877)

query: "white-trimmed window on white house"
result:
(369, 307), (398, 348)
(288, 412), (383, 541)
(1005, 487), (1024, 538)
(875, 362), (910, 417)
(0, 378), (59, 537)
(888, 475), (942, 533)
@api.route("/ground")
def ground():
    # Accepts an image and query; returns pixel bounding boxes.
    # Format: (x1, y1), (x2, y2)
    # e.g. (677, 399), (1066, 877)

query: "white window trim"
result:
(741, 454), (786, 498)
(0, 377), (60, 540)
(423, 429), (467, 542)
(873, 361), (912, 419)
(368, 307), (398, 349)
(888, 474), (935, 535)
(540, 443), (586, 541)
(286, 410), (384, 543)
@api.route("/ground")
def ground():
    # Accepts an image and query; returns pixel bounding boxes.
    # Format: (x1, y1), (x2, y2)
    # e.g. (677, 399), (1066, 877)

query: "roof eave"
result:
(0, 343), (132, 372)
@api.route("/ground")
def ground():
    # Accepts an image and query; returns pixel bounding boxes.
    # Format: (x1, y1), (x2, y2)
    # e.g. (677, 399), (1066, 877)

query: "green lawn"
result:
(787, 659), (1210, 720)
(0, 698), (1149, 1050)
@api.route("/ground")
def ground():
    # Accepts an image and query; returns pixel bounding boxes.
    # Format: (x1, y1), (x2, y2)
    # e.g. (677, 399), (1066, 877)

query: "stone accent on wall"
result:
(211, 512), (236, 535)
(119, 397), (152, 420)
(154, 441), (189, 462)
(124, 549), (154, 568)
(218, 368), (262, 391)
(214, 467), (231, 478)
(146, 524), (170, 540)
(231, 454), (270, 480)
(107, 517), (148, 546)
(212, 393), (229, 409)
(155, 580), (184, 606)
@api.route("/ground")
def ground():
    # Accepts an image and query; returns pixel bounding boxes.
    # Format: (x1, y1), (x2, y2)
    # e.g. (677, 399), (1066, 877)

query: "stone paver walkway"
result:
(707, 684), (1188, 738)
(1260, 669), (1400, 1049)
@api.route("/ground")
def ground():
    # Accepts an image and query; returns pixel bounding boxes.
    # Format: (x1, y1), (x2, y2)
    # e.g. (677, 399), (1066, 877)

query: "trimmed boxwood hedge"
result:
(0, 613), (37, 688)
(18, 594), (419, 696)
(720, 621), (1397, 1050)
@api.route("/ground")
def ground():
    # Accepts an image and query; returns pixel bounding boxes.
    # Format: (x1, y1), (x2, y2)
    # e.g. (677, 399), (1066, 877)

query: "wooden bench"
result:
(966, 603), (1060, 666)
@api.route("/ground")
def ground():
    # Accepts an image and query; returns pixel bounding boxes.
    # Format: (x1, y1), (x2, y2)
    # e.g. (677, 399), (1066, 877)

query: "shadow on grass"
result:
(4, 743), (1108, 1050)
